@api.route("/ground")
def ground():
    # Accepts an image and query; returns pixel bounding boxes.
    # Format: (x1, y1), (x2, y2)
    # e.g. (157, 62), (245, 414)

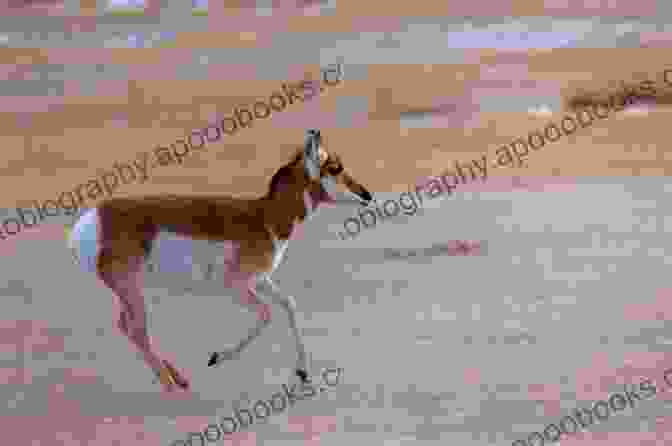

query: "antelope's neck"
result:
(260, 190), (320, 241)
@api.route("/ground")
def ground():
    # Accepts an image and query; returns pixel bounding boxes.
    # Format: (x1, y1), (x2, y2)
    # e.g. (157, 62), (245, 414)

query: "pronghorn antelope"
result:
(66, 129), (373, 392)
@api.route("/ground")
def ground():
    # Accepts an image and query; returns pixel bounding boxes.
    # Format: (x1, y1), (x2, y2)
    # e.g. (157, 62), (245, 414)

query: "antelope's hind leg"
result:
(96, 242), (189, 391)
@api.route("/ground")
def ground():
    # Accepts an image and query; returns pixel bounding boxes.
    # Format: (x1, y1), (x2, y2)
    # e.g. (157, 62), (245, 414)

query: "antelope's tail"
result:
(65, 209), (100, 273)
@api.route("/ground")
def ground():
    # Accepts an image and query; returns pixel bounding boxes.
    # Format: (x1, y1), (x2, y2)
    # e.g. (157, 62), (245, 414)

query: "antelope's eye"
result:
(327, 165), (343, 175)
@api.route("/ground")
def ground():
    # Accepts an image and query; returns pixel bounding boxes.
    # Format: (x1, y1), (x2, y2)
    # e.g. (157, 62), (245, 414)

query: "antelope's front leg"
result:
(256, 277), (310, 383)
(207, 282), (272, 368)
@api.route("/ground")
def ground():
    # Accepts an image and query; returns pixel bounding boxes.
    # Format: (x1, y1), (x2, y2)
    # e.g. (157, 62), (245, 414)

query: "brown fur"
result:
(84, 139), (371, 390)
(95, 145), (364, 275)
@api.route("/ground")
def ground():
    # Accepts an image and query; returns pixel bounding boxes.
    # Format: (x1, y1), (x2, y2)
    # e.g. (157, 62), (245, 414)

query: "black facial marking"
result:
(359, 189), (373, 203)
(296, 368), (310, 383)
(327, 165), (343, 175)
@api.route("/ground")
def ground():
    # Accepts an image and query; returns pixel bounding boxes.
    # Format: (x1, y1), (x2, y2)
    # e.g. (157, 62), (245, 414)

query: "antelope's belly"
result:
(148, 232), (239, 277)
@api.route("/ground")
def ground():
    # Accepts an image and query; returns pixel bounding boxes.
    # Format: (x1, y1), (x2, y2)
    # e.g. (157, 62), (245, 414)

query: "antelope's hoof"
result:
(295, 369), (310, 384)
(162, 361), (189, 390)
(157, 366), (177, 387)
(208, 350), (239, 366)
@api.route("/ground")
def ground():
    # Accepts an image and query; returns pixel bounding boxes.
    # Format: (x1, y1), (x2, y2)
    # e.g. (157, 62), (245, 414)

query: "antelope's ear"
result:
(303, 129), (321, 179)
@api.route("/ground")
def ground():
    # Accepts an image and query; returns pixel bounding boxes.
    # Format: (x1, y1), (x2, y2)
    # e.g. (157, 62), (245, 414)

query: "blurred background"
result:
(3, 2), (672, 446)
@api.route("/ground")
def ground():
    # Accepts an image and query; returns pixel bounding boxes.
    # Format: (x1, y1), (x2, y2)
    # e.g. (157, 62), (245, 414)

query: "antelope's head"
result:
(301, 129), (373, 207)
(266, 130), (373, 221)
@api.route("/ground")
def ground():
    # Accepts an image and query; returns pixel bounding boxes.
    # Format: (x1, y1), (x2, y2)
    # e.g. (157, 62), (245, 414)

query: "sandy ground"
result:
(3, 6), (672, 446)
(4, 180), (672, 446)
